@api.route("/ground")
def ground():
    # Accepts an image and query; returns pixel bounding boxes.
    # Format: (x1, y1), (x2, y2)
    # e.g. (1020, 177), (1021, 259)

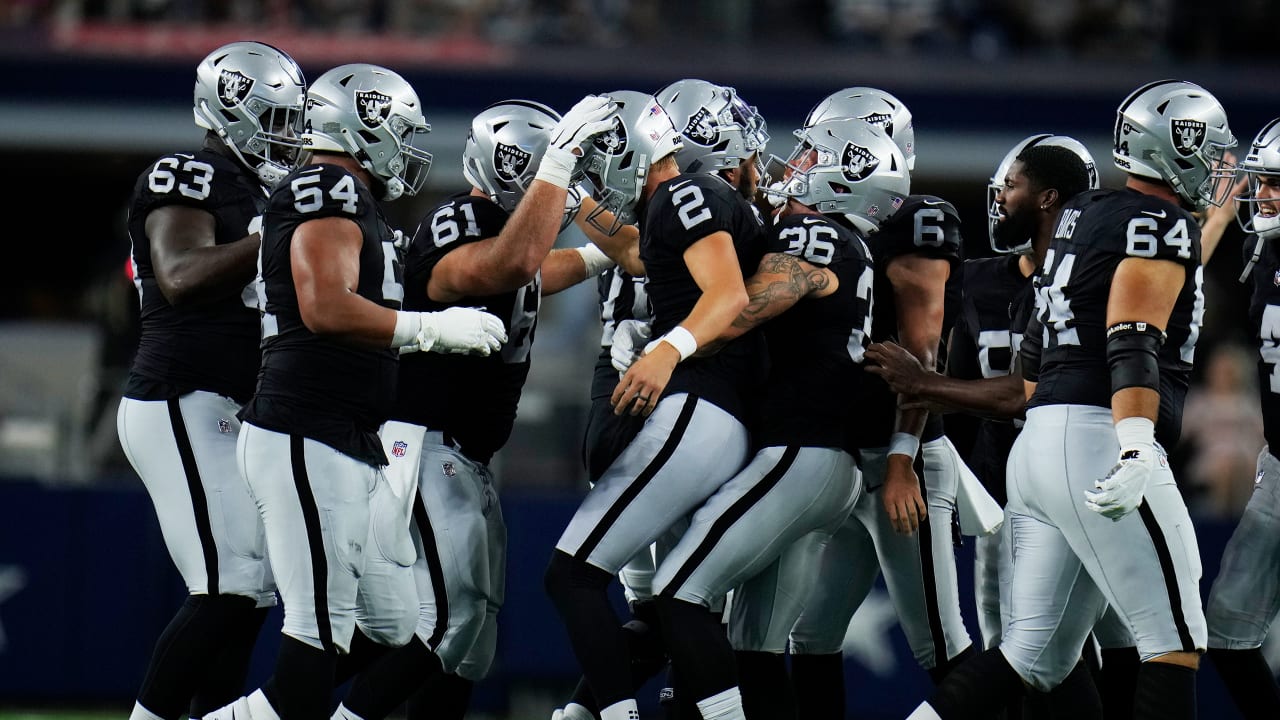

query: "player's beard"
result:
(993, 208), (1035, 253)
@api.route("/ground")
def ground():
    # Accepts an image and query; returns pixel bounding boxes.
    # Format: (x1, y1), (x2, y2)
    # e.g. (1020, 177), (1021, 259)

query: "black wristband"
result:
(1106, 321), (1164, 394)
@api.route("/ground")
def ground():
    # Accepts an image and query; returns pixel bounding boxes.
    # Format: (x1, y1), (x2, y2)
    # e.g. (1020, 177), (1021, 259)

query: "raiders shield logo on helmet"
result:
(592, 116), (628, 155)
(356, 90), (392, 129)
(682, 107), (719, 146)
(841, 143), (879, 182)
(1171, 119), (1207, 157)
(494, 142), (532, 182)
(218, 70), (254, 108)
(858, 112), (894, 136)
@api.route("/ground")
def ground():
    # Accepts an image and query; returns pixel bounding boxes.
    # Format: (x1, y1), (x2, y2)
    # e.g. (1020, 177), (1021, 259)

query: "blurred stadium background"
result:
(0, 0), (1278, 717)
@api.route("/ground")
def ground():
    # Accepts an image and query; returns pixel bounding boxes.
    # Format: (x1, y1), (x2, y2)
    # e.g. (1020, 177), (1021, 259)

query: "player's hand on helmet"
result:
(536, 95), (620, 189)
(611, 342), (677, 417)
(1084, 450), (1153, 520)
(408, 307), (507, 356)
(610, 319), (652, 374)
(1084, 417), (1156, 520)
(883, 454), (927, 535)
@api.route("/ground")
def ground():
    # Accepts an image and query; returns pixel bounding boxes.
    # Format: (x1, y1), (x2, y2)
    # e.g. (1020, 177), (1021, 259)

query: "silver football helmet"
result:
(988, 134), (1098, 254)
(193, 41), (306, 186)
(655, 79), (769, 174)
(303, 64), (433, 201)
(581, 90), (683, 235)
(804, 87), (915, 171)
(767, 118), (910, 235)
(1113, 79), (1236, 211)
(462, 100), (561, 213)
(1236, 118), (1280, 242)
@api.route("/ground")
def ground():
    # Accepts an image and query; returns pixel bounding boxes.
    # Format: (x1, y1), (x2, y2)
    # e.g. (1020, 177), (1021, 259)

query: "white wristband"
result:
(575, 243), (614, 277)
(390, 311), (421, 348)
(1115, 416), (1155, 450)
(887, 432), (921, 459)
(533, 146), (576, 189)
(658, 326), (698, 361)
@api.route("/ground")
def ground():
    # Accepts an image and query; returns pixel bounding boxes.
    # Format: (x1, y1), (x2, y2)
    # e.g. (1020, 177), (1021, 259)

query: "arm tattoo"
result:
(733, 253), (826, 331)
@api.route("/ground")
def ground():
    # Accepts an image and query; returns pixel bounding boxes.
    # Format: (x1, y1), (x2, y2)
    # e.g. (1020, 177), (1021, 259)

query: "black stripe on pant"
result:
(659, 445), (800, 599)
(167, 398), (219, 595)
(914, 450), (947, 668)
(413, 493), (450, 650)
(574, 394), (699, 563)
(1137, 502), (1196, 652)
(290, 435), (333, 651)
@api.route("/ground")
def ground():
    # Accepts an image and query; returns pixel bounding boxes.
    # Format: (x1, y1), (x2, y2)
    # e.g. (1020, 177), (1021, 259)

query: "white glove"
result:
(398, 308), (507, 356)
(1084, 417), (1155, 520)
(535, 95), (619, 189)
(610, 318), (651, 374)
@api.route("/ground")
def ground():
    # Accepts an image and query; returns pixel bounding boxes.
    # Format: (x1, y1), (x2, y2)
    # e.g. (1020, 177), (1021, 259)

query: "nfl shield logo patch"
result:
(391, 440), (408, 458)
(442, 462), (456, 477)
(217, 418), (232, 434)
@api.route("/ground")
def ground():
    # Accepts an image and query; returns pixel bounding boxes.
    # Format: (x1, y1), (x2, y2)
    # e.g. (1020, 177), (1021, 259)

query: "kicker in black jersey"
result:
(752, 213), (874, 453)
(392, 193), (539, 464)
(1028, 187), (1204, 448)
(125, 148), (265, 403)
(239, 163), (402, 466)
(640, 172), (766, 422)
(850, 194), (964, 449)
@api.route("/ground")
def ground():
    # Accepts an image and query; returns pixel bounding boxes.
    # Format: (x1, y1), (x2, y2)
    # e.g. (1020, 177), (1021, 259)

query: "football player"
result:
(869, 138), (1136, 717)
(647, 117), (905, 720)
(328, 95), (621, 720)
(544, 88), (766, 720)
(201, 65), (505, 720)
(784, 87), (975, 717)
(117, 41), (305, 720)
(553, 78), (770, 720)
(908, 79), (1234, 720)
(1204, 119), (1280, 720)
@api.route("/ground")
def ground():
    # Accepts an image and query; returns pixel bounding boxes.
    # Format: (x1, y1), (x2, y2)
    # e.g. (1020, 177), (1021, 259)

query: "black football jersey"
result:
(124, 148), (264, 403)
(590, 268), (653, 401)
(391, 193), (540, 464)
(640, 173), (767, 422)
(752, 213), (874, 453)
(1247, 236), (1280, 456)
(239, 164), (402, 466)
(948, 256), (1034, 504)
(848, 194), (964, 449)
(1028, 188), (1204, 448)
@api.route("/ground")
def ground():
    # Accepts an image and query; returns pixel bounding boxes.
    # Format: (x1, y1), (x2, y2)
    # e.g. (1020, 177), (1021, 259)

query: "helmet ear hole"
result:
(358, 129), (380, 145)
(618, 151), (635, 171)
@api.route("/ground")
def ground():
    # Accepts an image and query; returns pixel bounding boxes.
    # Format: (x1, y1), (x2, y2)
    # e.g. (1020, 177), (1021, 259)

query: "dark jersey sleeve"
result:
(873, 195), (964, 265)
(1114, 193), (1202, 265)
(404, 194), (510, 285)
(267, 163), (375, 227)
(133, 152), (241, 216)
(763, 213), (854, 268)
(647, 175), (745, 254)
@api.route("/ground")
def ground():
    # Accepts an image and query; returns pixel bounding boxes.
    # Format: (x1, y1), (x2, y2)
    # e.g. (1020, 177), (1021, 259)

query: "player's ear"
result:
(1040, 188), (1059, 211)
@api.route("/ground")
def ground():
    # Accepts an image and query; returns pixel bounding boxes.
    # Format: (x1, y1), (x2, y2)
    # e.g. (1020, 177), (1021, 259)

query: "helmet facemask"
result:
(1236, 119), (1280, 242)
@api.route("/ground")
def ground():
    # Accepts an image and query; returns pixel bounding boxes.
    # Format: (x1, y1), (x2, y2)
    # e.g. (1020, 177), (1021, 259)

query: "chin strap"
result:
(1240, 234), (1265, 284)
